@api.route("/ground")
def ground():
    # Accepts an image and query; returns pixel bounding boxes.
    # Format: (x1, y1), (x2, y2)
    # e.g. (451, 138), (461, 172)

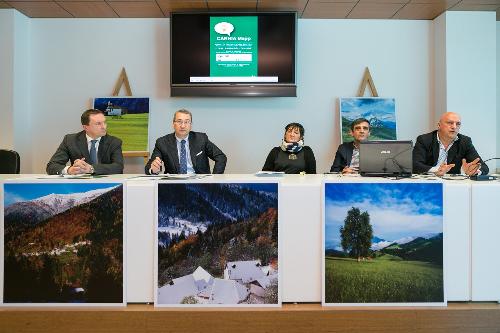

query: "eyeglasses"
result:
(174, 120), (192, 125)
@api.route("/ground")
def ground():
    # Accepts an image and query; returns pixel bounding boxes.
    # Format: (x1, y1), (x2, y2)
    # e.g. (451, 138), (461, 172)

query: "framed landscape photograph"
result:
(322, 181), (445, 306)
(339, 97), (396, 143)
(1, 181), (125, 306)
(155, 181), (280, 307)
(93, 97), (150, 152)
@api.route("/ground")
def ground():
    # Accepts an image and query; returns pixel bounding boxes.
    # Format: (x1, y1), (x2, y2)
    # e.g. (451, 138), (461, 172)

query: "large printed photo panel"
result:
(155, 181), (280, 307)
(1, 181), (125, 306)
(323, 181), (445, 306)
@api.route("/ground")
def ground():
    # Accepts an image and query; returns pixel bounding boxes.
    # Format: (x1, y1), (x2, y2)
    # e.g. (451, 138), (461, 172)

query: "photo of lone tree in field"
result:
(340, 207), (373, 262)
(323, 182), (444, 305)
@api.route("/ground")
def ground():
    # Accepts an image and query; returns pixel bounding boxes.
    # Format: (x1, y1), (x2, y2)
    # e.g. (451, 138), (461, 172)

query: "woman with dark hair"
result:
(262, 122), (316, 174)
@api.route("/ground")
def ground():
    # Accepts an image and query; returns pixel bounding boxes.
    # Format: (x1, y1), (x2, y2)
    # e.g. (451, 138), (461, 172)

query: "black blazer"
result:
(412, 130), (488, 175)
(330, 142), (355, 172)
(46, 131), (124, 175)
(145, 131), (227, 174)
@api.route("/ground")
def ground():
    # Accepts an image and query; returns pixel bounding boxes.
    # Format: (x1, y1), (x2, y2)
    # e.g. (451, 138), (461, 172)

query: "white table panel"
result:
(126, 180), (155, 303)
(443, 182), (471, 301)
(1, 174), (483, 303)
(471, 182), (500, 301)
(280, 175), (322, 302)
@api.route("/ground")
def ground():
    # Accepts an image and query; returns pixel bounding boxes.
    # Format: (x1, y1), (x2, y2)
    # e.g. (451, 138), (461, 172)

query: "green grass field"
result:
(105, 114), (148, 151)
(324, 255), (443, 303)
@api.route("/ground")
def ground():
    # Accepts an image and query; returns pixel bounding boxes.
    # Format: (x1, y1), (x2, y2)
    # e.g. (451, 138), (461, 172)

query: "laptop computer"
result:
(359, 140), (413, 177)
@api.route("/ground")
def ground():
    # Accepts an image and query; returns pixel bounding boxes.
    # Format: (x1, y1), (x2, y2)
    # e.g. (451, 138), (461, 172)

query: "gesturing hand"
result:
(434, 163), (455, 177)
(462, 158), (480, 176)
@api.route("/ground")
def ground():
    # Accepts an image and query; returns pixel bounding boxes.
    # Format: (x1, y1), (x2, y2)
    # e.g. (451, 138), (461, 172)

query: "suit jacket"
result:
(412, 130), (489, 175)
(145, 131), (227, 174)
(330, 142), (355, 172)
(46, 131), (124, 175)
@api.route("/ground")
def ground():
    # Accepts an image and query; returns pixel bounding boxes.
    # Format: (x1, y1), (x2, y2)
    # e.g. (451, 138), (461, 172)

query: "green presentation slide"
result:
(210, 16), (258, 77)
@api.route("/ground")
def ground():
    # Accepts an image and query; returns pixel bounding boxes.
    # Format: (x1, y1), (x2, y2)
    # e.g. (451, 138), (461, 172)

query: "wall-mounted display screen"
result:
(170, 12), (297, 97)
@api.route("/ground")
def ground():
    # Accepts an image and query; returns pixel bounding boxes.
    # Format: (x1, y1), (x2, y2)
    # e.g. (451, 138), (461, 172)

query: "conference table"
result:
(1, 174), (499, 303)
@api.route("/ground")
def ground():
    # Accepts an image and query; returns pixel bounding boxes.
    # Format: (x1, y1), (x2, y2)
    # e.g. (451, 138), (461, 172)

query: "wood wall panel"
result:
(1, 303), (500, 333)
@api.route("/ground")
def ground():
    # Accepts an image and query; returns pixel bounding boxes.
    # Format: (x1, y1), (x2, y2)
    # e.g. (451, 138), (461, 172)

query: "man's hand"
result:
(151, 157), (163, 174)
(69, 158), (93, 174)
(342, 166), (358, 174)
(462, 158), (480, 176)
(434, 163), (455, 176)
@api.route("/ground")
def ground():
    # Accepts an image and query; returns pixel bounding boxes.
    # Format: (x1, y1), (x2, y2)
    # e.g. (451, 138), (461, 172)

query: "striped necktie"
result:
(89, 140), (98, 165)
(179, 140), (187, 174)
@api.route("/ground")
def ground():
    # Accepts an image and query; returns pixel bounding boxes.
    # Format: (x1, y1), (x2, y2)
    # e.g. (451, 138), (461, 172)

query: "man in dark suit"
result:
(46, 109), (124, 175)
(330, 118), (370, 173)
(145, 109), (227, 174)
(413, 112), (488, 176)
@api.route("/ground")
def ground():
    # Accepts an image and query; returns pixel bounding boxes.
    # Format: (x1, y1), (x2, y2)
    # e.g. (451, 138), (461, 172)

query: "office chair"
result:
(0, 149), (21, 174)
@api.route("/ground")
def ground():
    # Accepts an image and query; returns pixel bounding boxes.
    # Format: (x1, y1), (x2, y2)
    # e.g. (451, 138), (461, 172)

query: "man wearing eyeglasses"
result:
(145, 109), (227, 175)
(413, 112), (488, 176)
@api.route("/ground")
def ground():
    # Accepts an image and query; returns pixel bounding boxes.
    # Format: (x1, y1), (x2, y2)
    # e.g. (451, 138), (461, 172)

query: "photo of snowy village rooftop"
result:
(158, 260), (278, 305)
(155, 182), (279, 306)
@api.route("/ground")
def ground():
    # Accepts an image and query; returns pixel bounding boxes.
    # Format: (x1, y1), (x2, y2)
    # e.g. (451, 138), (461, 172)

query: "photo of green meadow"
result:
(94, 97), (149, 152)
(323, 182), (444, 305)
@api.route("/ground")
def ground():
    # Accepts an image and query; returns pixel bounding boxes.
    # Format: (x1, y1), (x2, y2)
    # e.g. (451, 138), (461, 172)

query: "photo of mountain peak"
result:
(2, 182), (124, 305)
(339, 97), (397, 143)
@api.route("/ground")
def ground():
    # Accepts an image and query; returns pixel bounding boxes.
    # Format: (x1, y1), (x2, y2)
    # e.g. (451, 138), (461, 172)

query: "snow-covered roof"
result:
(225, 260), (265, 283)
(255, 277), (271, 289)
(158, 267), (217, 304)
(249, 284), (266, 297)
(255, 272), (278, 289)
(209, 278), (249, 304)
(192, 266), (214, 291)
(157, 274), (198, 304)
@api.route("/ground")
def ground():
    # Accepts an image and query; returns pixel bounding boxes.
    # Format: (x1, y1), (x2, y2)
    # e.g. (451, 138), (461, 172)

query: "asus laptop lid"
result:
(359, 140), (413, 177)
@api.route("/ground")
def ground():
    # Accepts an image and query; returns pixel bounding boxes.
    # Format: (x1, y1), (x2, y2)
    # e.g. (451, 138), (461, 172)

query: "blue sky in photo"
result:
(324, 182), (443, 250)
(341, 97), (396, 123)
(4, 183), (120, 207)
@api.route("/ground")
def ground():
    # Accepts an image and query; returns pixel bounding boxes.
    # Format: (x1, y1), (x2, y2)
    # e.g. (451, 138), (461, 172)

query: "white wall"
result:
(445, 12), (497, 169)
(497, 21), (500, 173)
(20, 17), (431, 174)
(12, 11), (31, 173)
(433, 12), (446, 126)
(0, 10), (31, 172)
(0, 10), (15, 150)
(3, 12), (496, 174)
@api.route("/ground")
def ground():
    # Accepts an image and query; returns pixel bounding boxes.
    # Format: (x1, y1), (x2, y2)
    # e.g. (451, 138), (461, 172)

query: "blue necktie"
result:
(179, 140), (187, 174)
(89, 140), (98, 165)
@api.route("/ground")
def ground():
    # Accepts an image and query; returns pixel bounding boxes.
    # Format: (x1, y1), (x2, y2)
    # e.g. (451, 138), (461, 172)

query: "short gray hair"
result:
(173, 109), (192, 122)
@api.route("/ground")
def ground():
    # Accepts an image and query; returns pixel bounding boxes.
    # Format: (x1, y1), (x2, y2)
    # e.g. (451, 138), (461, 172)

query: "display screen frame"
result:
(170, 12), (297, 97)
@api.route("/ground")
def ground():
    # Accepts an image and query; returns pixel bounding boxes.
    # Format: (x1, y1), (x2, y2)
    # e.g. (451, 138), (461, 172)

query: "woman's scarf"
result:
(280, 139), (304, 153)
